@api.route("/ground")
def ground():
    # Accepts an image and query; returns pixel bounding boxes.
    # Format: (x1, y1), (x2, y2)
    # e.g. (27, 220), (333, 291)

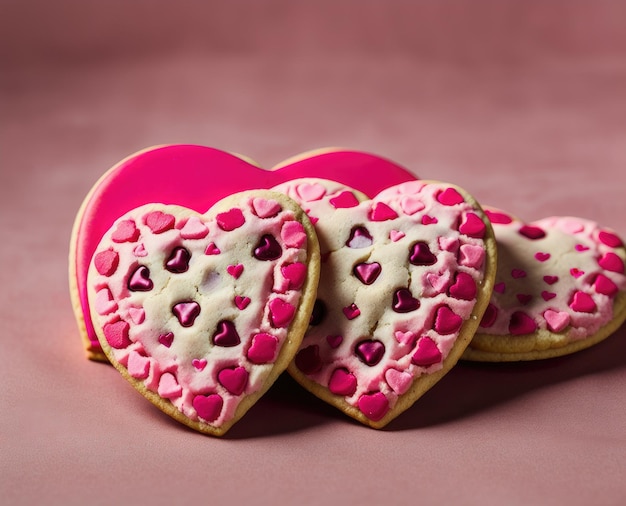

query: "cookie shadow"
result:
(386, 323), (626, 431)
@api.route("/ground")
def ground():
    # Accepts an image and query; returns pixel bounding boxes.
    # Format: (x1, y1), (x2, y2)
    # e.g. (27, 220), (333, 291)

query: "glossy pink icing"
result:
(72, 145), (417, 357)
(88, 196), (310, 428)
(479, 208), (626, 339)
(273, 179), (489, 422)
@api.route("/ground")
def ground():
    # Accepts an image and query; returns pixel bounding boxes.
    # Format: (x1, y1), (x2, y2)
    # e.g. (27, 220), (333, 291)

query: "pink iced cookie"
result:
(70, 145), (416, 361)
(464, 208), (626, 361)
(88, 191), (320, 436)
(272, 179), (497, 428)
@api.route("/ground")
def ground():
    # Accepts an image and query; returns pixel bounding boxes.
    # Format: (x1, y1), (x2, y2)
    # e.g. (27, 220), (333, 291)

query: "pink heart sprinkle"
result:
(357, 392), (389, 421)
(541, 291), (557, 301)
(511, 268), (527, 279)
(535, 252), (551, 262)
(389, 230), (405, 242)
(216, 207), (245, 231)
(569, 291), (597, 313)
(281, 221), (307, 248)
(426, 271), (450, 294)
(509, 311), (537, 335)
(598, 230), (623, 248)
(326, 335), (343, 348)
(234, 295), (251, 310)
(369, 202), (398, 222)
(133, 243), (148, 257)
(458, 244), (485, 268)
(281, 262), (307, 290)
(112, 219), (140, 243)
(94, 249), (119, 276)
(179, 216), (209, 239)
(103, 320), (131, 349)
(438, 236), (459, 253)
(205, 242), (221, 255)
(247, 333), (278, 364)
(385, 369), (413, 395)
(227, 264), (244, 279)
(400, 196), (425, 215)
(328, 368), (357, 396)
(494, 282), (506, 294)
(94, 287), (117, 315)
(127, 351), (150, 379)
(543, 275), (559, 285)
(594, 274), (618, 296)
(157, 372), (182, 399)
(217, 366), (249, 395)
(354, 262), (382, 285)
(343, 303), (361, 320)
(598, 252), (625, 273)
(437, 187), (465, 206)
(411, 336), (442, 367)
(448, 272), (477, 301)
(459, 213), (486, 238)
(144, 211), (175, 234)
(296, 182), (326, 202)
(329, 191), (359, 209)
(575, 244), (590, 252)
(192, 394), (223, 422)
(570, 268), (584, 278)
(543, 310), (570, 332)
(128, 307), (145, 325)
(434, 306), (462, 335)
(252, 197), (282, 218)
(394, 330), (416, 346)
(421, 215), (438, 225)
(269, 298), (295, 328)
(485, 209), (513, 224)
(192, 358), (207, 371)
(158, 332), (174, 348)
(518, 225), (546, 240)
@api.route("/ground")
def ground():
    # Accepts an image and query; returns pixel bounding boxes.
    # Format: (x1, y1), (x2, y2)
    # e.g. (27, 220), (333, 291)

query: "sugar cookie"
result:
(463, 208), (626, 361)
(87, 191), (320, 435)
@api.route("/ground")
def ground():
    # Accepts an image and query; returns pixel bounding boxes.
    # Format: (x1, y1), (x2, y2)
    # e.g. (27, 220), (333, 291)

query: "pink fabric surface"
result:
(2, 1), (626, 504)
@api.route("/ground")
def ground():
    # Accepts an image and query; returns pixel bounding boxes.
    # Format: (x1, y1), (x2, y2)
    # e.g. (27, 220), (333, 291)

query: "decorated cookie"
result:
(70, 145), (417, 360)
(463, 208), (626, 361)
(87, 191), (320, 435)
(272, 178), (496, 428)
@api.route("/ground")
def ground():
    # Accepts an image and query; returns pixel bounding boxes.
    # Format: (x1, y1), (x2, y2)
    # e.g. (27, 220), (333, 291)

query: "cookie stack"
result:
(69, 145), (626, 435)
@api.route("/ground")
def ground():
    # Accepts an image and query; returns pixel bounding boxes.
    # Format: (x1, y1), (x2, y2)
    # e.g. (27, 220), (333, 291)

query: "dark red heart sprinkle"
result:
(310, 299), (327, 325)
(295, 345), (322, 374)
(172, 301), (201, 327)
(212, 320), (241, 347)
(165, 247), (191, 273)
(409, 242), (437, 266)
(128, 265), (153, 291)
(253, 234), (282, 261)
(392, 288), (420, 313)
(355, 340), (385, 366)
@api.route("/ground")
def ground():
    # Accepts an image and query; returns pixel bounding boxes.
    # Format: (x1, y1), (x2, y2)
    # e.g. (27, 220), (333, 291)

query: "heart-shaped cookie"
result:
(272, 179), (497, 428)
(71, 145), (417, 360)
(463, 208), (626, 361)
(87, 191), (320, 435)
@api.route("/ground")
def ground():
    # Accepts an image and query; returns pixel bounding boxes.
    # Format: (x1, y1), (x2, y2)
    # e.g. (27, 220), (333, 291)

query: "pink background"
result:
(2, 1), (626, 504)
